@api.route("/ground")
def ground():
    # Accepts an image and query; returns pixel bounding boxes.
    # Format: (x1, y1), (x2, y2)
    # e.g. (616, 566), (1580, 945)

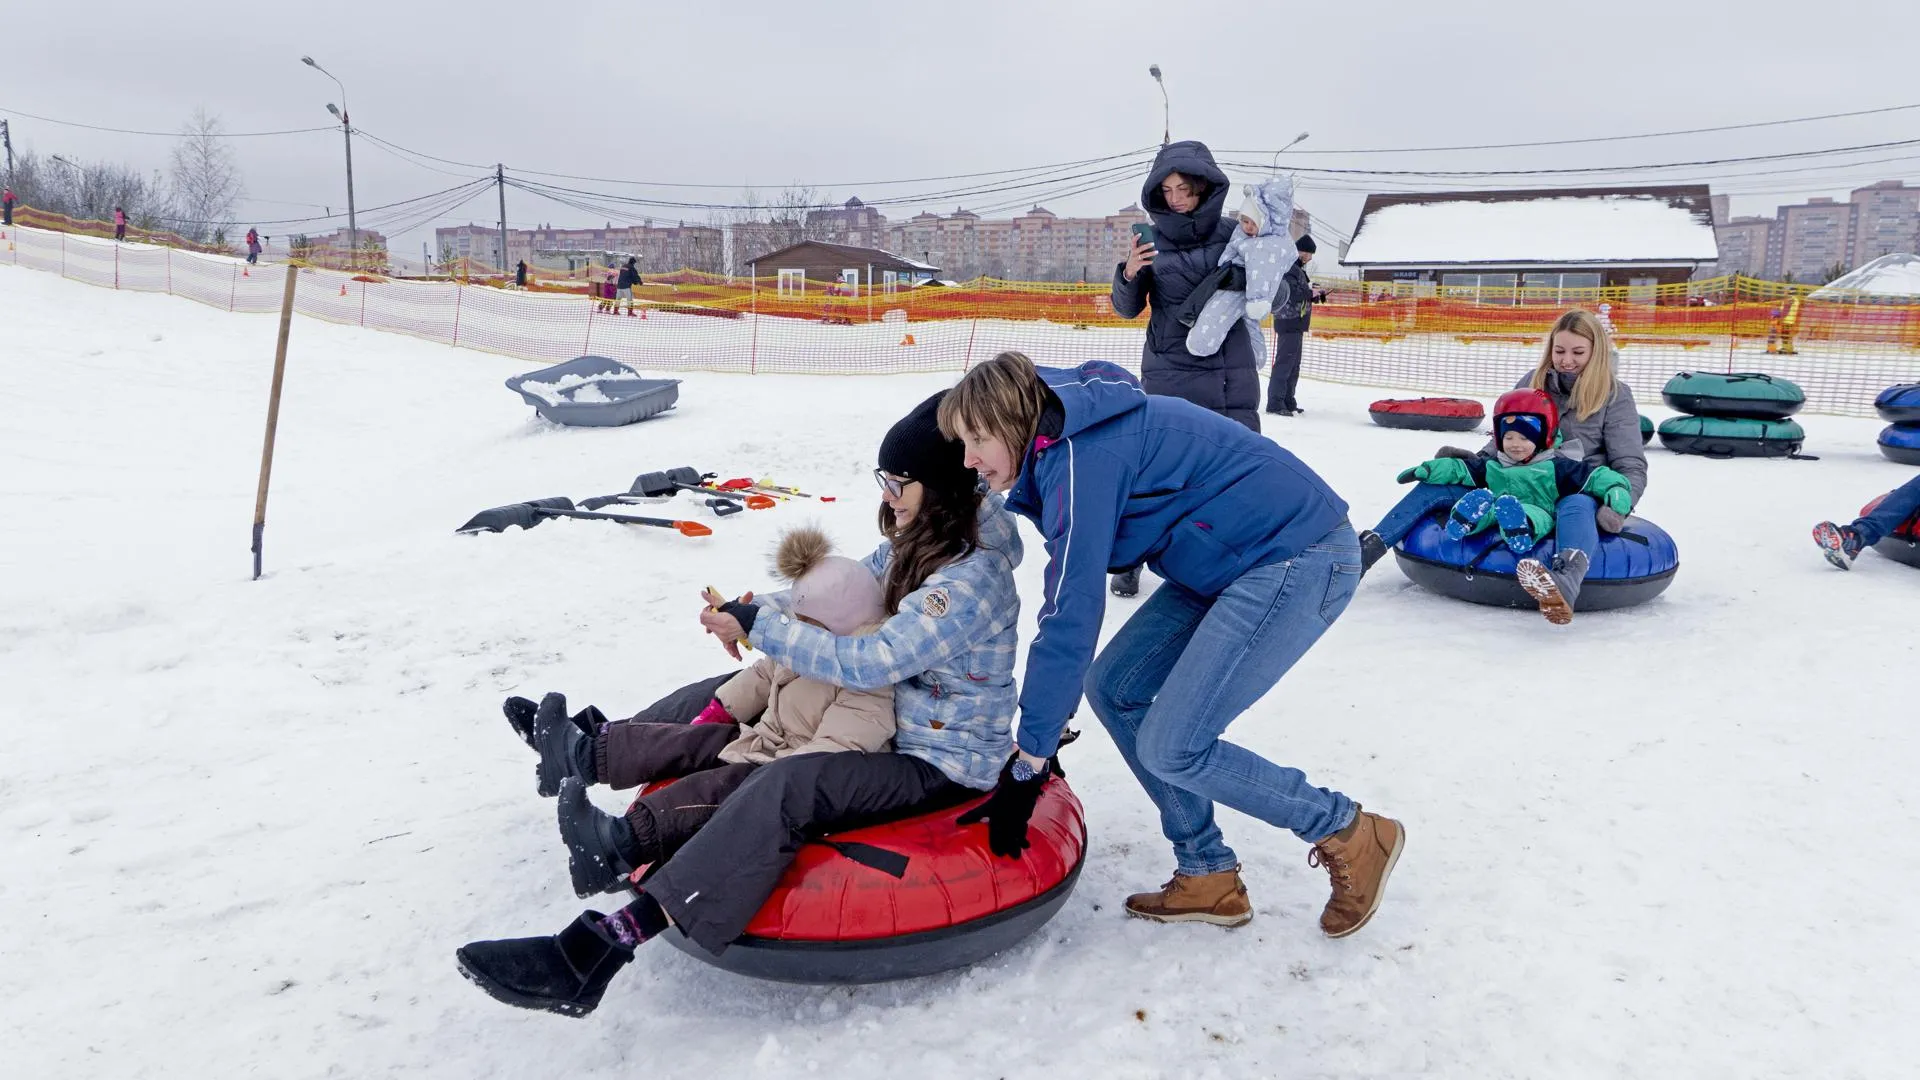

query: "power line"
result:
(507, 146), (1160, 190)
(1219, 136), (1920, 180)
(1224, 101), (1920, 156)
(0, 104), (334, 138)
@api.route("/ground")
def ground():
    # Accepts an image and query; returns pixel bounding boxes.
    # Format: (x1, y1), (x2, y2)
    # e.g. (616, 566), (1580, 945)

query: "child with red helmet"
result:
(1397, 388), (1632, 623)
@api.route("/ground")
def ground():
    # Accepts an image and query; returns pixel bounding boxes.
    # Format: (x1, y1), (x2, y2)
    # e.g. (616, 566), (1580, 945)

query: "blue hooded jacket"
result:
(1002, 361), (1349, 758)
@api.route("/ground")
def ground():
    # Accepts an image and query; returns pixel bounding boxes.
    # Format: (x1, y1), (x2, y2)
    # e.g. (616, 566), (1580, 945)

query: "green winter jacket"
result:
(1407, 451), (1632, 539)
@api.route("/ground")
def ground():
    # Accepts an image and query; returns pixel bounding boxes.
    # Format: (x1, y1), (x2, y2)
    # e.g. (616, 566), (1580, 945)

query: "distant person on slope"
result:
(1110, 140), (1263, 598)
(245, 228), (263, 265)
(2, 187), (15, 226)
(1266, 234), (1327, 417)
(113, 206), (127, 242)
(616, 257), (641, 316)
(1813, 474), (1920, 569)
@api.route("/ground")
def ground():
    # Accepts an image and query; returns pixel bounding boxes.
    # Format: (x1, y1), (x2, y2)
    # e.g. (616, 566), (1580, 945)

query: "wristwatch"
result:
(1010, 757), (1046, 783)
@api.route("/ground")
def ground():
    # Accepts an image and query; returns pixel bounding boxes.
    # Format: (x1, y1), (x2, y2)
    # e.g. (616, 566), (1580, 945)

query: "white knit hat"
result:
(1238, 185), (1267, 235)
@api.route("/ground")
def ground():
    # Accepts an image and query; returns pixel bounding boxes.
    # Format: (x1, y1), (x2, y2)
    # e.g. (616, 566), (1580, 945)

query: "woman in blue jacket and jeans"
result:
(940, 351), (1405, 939)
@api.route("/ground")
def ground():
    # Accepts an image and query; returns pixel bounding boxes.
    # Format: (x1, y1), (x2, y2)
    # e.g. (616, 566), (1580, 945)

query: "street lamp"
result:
(301, 56), (357, 268)
(1272, 131), (1310, 169)
(1149, 64), (1169, 147)
(50, 154), (85, 210)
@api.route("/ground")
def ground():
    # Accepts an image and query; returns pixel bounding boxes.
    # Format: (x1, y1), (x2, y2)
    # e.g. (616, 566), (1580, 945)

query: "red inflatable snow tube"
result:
(632, 776), (1086, 984)
(1860, 493), (1920, 568)
(1368, 396), (1486, 432)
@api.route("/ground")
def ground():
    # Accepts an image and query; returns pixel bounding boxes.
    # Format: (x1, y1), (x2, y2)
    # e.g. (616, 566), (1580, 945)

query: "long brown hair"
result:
(875, 479), (982, 612)
(1529, 309), (1619, 421)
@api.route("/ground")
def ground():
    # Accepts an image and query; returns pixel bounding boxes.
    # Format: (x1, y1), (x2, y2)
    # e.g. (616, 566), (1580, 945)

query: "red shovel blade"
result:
(675, 520), (714, 537)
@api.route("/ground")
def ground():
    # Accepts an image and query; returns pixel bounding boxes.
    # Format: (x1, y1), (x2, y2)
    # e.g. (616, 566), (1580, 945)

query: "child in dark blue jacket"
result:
(939, 351), (1404, 940)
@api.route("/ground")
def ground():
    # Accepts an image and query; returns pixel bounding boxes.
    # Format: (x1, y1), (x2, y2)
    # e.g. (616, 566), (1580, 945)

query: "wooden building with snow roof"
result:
(1341, 185), (1720, 302)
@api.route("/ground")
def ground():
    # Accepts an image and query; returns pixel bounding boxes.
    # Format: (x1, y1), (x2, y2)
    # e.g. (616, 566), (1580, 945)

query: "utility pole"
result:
(496, 163), (509, 278)
(1, 119), (14, 189)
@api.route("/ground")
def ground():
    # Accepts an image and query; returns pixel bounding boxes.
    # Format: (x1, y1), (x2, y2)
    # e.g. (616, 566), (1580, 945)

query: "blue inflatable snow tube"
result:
(1874, 383), (1920, 424)
(1393, 512), (1679, 611)
(1879, 422), (1920, 466)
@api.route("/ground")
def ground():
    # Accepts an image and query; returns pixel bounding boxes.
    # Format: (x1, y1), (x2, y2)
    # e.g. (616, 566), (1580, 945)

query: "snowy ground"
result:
(3, 264), (1917, 1079)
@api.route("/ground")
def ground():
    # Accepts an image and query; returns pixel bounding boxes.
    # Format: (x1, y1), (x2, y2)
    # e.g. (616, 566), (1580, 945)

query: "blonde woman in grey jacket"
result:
(1360, 309), (1648, 622)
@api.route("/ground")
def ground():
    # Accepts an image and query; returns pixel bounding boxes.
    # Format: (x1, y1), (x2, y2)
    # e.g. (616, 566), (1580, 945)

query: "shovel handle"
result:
(543, 506), (711, 536)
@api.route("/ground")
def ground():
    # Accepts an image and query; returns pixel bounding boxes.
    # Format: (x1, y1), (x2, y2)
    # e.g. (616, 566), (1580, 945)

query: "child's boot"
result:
(557, 777), (642, 897)
(1812, 521), (1864, 570)
(1491, 494), (1537, 554)
(533, 693), (597, 797)
(455, 912), (635, 1018)
(1446, 489), (1493, 541)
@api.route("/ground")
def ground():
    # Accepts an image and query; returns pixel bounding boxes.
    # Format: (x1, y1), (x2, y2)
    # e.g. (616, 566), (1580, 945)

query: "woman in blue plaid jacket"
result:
(458, 391), (1026, 1016)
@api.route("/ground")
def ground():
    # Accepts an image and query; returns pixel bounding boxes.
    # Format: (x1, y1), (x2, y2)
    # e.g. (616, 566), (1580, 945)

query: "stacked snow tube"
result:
(1860, 493), (1920, 569)
(1657, 371), (1807, 458)
(1874, 383), (1920, 465)
(1639, 415), (1654, 445)
(634, 778), (1087, 984)
(1393, 511), (1679, 611)
(1369, 397), (1484, 432)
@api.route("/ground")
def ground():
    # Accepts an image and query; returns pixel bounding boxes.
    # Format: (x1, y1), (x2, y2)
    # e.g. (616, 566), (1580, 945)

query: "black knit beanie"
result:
(1295, 234), (1317, 254)
(879, 391), (976, 496)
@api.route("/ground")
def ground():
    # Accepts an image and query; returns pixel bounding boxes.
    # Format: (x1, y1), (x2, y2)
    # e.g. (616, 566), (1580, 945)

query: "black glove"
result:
(716, 599), (757, 635)
(957, 756), (1048, 858)
(1434, 445), (1478, 461)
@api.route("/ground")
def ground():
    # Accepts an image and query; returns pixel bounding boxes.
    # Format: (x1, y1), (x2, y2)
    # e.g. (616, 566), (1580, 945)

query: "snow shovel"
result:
(626, 467), (778, 509)
(578, 492), (744, 517)
(455, 495), (712, 536)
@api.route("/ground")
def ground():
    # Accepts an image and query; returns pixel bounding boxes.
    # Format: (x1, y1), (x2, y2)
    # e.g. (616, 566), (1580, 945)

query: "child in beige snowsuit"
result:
(546, 525), (896, 897)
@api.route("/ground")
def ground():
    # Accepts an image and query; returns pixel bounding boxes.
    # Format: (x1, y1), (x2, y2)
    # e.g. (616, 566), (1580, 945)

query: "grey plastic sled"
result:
(505, 355), (681, 427)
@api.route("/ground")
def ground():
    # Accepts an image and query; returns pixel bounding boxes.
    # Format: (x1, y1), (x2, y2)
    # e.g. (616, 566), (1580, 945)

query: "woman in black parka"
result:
(1113, 140), (1263, 434)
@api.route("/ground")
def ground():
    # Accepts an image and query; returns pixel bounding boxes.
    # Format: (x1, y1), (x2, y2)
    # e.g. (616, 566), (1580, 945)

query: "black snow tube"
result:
(1658, 415), (1805, 458)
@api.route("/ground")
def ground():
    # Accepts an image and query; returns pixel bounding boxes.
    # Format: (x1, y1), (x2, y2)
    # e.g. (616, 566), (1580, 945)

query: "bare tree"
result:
(168, 110), (243, 243)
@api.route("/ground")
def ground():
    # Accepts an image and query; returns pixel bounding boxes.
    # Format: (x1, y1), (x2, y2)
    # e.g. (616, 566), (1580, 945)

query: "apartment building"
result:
(1714, 216), (1773, 277)
(1850, 180), (1920, 264)
(291, 228), (390, 270)
(1769, 197), (1857, 282)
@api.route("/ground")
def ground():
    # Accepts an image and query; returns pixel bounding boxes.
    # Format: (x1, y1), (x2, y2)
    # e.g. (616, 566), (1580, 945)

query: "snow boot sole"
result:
(504, 696), (538, 748)
(1812, 522), (1855, 570)
(1516, 559), (1574, 625)
(532, 692), (583, 798)
(1447, 490), (1493, 541)
(1491, 494), (1536, 554)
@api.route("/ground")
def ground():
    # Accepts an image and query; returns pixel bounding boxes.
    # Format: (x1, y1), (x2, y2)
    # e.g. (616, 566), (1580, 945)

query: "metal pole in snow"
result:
(252, 263), (300, 580)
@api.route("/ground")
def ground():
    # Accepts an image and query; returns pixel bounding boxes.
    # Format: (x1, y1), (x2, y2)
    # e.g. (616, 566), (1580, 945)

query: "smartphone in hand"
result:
(1130, 222), (1156, 247)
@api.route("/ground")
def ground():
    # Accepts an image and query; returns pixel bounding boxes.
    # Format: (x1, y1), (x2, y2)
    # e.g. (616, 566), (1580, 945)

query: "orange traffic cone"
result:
(638, 307), (647, 319)
(241, 265), (250, 277)
(900, 333), (916, 346)
(339, 282), (349, 296)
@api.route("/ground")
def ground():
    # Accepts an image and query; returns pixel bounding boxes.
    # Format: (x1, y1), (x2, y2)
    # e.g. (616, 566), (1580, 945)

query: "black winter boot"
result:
(503, 696), (539, 748)
(533, 692), (592, 797)
(1110, 566), (1142, 598)
(1357, 530), (1389, 577)
(558, 778), (641, 897)
(455, 912), (634, 1018)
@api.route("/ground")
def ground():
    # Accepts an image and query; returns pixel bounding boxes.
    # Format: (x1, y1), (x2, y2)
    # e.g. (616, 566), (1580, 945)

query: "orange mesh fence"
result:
(5, 223), (1915, 415)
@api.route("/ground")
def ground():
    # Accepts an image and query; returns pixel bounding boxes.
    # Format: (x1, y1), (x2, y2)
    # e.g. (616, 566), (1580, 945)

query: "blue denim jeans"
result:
(1372, 482), (1470, 546)
(1085, 523), (1362, 875)
(1853, 474), (1920, 545)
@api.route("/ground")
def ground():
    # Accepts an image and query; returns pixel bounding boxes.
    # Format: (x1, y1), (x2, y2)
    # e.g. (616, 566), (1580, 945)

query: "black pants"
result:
(1267, 331), (1304, 412)
(641, 750), (965, 954)
(596, 720), (757, 864)
(2, 205), (11, 226)
(115, 224), (126, 241)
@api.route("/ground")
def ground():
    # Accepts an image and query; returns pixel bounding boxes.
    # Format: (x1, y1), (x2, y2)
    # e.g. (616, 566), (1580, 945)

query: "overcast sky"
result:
(6, 0), (1919, 266)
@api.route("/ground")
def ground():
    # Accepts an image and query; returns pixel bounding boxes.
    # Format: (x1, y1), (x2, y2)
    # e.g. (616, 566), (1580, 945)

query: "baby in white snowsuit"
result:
(1184, 175), (1298, 359)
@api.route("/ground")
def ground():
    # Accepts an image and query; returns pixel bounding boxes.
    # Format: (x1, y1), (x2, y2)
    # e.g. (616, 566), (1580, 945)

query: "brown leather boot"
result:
(1309, 808), (1405, 938)
(1123, 867), (1253, 927)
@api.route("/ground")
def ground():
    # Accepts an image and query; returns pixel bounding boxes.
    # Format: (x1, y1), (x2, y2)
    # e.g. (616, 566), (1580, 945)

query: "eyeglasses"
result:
(873, 469), (913, 499)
